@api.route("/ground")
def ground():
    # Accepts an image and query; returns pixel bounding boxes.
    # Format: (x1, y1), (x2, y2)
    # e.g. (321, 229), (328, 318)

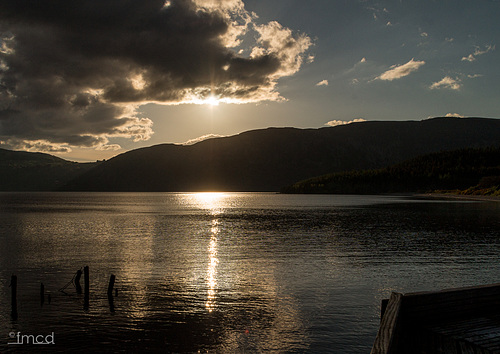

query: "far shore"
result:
(416, 193), (500, 202)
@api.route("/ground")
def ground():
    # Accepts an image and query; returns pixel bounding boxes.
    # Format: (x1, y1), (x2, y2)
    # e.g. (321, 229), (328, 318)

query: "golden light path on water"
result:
(190, 192), (307, 352)
(206, 219), (219, 312)
(191, 192), (225, 312)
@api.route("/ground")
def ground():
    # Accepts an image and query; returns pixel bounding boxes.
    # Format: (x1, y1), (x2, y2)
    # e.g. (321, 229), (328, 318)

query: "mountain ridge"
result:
(61, 117), (500, 192)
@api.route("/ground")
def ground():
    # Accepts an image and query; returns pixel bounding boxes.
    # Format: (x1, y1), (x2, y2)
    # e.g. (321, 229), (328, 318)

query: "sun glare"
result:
(189, 94), (221, 106)
(189, 192), (229, 215)
(204, 95), (220, 106)
(194, 192), (226, 208)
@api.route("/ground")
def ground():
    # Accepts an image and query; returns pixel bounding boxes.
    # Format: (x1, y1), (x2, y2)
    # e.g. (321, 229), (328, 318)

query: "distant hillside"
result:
(62, 117), (500, 192)
(0, 149), (98, 191)
(281, 147), (500, 194)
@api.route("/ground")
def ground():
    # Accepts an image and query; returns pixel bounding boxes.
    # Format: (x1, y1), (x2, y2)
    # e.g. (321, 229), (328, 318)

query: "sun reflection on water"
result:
(190, 193), (225, 312)
(206, 219), (219, 312)
(192, 192), (227, 215)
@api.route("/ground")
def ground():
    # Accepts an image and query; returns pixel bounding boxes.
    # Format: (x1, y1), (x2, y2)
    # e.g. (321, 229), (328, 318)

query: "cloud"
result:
(445, 113), (465, 118)
(430, 76), (461, 90)
(96, 144), (122, 151)
(376, 58), (425, 81)
(182, 133), (226, 145)
(325, 119), (366, 127)
(0, 0), (311, 152)
(0, 139), (73, 153)
(474, 44), (495, 56)
(253, 21), (312, 79)
(461, 54), (476, 62)
(462, 44), (495, 62)
(316, 80), (329, 86)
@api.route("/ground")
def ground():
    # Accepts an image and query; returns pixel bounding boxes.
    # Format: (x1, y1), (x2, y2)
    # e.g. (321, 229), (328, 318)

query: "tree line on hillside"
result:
(281, 147), (500, 195)
(0, 148), (99, 191)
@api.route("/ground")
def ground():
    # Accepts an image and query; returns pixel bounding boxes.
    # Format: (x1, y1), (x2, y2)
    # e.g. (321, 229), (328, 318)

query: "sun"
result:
(189, 93), (221, 106)
(204, 95), (220, 106)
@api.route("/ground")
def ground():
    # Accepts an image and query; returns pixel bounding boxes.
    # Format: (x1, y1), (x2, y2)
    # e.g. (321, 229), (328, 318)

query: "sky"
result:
(0, 0), (498, 162)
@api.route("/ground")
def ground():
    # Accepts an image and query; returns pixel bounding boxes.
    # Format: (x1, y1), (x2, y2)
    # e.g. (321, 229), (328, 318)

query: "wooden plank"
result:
(473, 331), (500, 347)
(429, 318), (496, 336)
(427, 319), (500, 352)
(461, 327), (500, 342)
(404, 301), (500, 320)
(401, 283), (500, 323)
(371, 292), (404, 354)
(456, 340), (487, 354)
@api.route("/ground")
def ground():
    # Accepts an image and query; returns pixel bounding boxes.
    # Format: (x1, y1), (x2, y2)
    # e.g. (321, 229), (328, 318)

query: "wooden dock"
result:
(371, 283), (500, 354)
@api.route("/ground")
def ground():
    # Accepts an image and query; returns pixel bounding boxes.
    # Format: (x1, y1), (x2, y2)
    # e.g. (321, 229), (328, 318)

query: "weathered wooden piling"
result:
(83, 266), (89, 309)
(11, 275), (18, 320)
(40, 282), (45, 306)
(108, 274), (116, 312)
(75, 269), (82, 294)
(108, 294), (115, 312)
(107, 274), (116, 297)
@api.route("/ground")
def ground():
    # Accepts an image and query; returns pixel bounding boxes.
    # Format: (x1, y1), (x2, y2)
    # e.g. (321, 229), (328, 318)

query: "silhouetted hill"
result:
(0, 149), (98, 191)
(281, 147), (500, 194)
(62, 117), (500, 192)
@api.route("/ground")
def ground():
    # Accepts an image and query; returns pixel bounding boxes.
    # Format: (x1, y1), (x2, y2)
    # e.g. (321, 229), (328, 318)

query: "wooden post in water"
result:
(75, 269), (82, 294)
(107, 274), (116, 297)
(107, 274), (116, 313)
(40, 282), (45, 306)
(11, 275), (18, 320)
(83, 266), (89, 309)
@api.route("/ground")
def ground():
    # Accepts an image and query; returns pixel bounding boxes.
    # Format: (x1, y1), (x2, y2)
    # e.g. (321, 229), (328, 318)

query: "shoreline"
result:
(415, 193), (500, 202)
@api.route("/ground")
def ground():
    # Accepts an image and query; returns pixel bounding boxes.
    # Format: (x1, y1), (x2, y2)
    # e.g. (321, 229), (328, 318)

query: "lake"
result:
(0, 192), (499, 353)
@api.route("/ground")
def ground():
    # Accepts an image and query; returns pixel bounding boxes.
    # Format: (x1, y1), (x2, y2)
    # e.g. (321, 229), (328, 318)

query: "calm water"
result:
(0, 192), (499, 353)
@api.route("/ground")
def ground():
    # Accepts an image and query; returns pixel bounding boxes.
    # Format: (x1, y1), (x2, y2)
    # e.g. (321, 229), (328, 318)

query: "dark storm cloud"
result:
(0, 0), (311, 151)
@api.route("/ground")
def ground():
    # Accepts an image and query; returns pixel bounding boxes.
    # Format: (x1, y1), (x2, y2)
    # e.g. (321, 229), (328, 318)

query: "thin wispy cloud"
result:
(325, 119), (366, 127)
(316, 80), (329, 86)
(376, 59), (425, 81)
(430, 76), (461, 90)
(182, 134), (226, 145)
(462, 54), (476, 62)
(462, 44), (495, 62)
(0, 0), (311, 153)
(343, 57), (368, 79)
